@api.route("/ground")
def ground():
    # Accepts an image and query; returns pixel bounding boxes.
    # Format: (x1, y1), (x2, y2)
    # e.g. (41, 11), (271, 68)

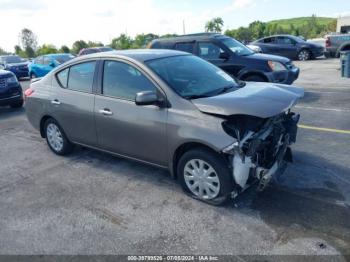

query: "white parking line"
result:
(295, 105), (350, 112)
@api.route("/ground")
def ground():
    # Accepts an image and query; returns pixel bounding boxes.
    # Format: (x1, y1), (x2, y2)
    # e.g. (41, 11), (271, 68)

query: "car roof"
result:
(152, 33), (226, 43)
(73, 49), (189, 63)
(45, 53), (73, 57)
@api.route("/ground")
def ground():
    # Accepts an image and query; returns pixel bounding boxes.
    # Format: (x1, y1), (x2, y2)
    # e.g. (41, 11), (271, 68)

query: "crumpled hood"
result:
(192, 82), (304, 118)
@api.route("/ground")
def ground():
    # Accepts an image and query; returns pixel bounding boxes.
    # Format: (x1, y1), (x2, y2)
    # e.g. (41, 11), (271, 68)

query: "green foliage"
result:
(19, 28), (38, 57)
(60, 45), (70, 53)
(111, 34), (133, 50)
(36, 44), (58, 55)
(225, 16), (337, 42)
(72, 40), (89, 54)
(0, 47), (9, 55)
(205, 17), (224, 33)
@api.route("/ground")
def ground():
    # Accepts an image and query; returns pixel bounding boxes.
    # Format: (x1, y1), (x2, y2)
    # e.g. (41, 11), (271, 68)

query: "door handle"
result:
(99, 108), (113, 116)
(51, 99), (61, 105)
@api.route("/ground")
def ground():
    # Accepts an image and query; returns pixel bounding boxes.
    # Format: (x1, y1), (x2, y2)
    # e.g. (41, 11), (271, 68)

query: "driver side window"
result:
(198, 42), (224, 60)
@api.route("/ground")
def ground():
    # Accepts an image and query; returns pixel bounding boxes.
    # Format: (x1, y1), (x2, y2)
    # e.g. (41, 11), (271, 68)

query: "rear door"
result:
(275, 36), (297, 58)
(258, 37), (279, 55)
(51, 60), (98, 146)
(94, 59), (168, 166)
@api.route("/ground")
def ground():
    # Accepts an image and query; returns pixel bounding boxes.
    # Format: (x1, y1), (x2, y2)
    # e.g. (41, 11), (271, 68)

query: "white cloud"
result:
(0, 0), (257, 52)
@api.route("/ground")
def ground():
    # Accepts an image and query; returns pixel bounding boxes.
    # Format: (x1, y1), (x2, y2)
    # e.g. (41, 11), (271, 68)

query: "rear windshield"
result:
(221, 38), (254, 56)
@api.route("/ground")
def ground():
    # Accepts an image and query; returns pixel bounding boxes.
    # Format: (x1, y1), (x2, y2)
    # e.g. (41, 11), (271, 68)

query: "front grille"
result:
(0, 79), (6, 89)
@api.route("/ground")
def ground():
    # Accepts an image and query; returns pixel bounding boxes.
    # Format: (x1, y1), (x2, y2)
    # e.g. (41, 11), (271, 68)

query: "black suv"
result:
(0, 70), (24, 108)
(149, 33), (300, 84)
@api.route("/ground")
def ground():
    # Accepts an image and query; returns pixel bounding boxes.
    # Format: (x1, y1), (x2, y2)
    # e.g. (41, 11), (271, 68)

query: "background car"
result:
(78, 46), (115, 56)
(0, 69), (23, 108)
(29, 53), (75, 79)
(149, 33), (299, 84)
(0, 55), (29, 79)
(251, 34), (325, 61)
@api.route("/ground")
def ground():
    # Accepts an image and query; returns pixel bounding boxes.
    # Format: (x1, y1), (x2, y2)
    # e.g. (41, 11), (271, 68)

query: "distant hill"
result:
(225, 16), (337, 41)
(267, 17), (336, 30)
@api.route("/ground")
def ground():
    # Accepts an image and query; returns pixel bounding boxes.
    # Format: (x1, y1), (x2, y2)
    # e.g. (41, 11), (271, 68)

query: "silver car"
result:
(25, 50), (304, 205)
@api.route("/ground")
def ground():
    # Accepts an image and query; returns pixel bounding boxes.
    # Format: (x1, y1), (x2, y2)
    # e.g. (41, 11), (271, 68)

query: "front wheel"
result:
(177, 149), (233, 205)
(44, 118), (73, 155)
(298, 49), (311, 61)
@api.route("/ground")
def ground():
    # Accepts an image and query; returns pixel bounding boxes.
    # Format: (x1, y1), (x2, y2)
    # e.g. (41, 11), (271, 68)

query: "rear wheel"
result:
(44, 118), (73, 155)
(298, 49), (311, 61)
(177, 148), (233, 205)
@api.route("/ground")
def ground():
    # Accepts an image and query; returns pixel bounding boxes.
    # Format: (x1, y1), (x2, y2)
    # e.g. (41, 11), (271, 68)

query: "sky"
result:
(1, 0), (350, 52)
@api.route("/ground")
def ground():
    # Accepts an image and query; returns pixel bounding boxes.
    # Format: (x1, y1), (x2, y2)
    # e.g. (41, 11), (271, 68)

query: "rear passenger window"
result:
(67, 62), (96, 93)
(103, 60), (156, 100)
(57, 68), (69, 88)
(175, 43), (194, 53)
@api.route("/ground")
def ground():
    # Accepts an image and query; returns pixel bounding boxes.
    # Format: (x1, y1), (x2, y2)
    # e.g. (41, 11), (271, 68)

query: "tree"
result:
(59, 45), (70, 53)
(87, 41), (104, 47)
(248, 21), (266, 39)
(19, 28), (37, 57)
(0, 47), (9, 55)
(205, 17), (224, 33)
(72, 40), (88, 54)
(36, 44), (58, 55)
(111, 34), (132, 50)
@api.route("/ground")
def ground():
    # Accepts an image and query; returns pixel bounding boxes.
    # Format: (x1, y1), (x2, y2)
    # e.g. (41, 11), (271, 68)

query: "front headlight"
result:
(6, 75), (18, 84)
(268, 61), (287, 71)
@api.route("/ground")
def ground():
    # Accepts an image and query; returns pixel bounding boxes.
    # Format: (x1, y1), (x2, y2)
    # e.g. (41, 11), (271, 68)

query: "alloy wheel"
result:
(46, 123), (64, 152)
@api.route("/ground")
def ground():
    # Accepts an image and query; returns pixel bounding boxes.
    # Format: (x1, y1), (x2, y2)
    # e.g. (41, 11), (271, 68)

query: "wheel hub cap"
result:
(184, 159), (220, 200)
(47, 123), (63, 152)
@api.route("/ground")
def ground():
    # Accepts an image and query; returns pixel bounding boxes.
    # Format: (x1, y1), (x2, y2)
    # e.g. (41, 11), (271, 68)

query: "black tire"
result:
(243, 75), (266, 82)
(44, 118), (73, 156)
(10, 99), (24, 108)
(297, 49), (311, 61)
(177, 148), (233, 205)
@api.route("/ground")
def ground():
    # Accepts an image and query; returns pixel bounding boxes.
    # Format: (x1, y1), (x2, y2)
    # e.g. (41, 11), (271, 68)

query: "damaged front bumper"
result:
(222, 112), (300, 196)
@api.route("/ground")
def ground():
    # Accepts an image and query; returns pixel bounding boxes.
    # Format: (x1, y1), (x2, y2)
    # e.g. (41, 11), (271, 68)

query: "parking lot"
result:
(0, 58), (350, 256)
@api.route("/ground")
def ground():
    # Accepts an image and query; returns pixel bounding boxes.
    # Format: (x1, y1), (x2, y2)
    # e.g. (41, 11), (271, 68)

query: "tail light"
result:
(325, 37), (331, 48)
(24, 87), (34, 100)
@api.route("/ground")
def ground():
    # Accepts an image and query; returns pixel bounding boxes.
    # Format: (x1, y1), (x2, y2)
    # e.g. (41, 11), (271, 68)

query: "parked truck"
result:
(325, 16), (350, 58)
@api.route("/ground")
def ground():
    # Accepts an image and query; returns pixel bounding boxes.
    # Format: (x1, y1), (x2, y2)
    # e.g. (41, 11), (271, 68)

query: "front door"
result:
(94, 60), (168, 166)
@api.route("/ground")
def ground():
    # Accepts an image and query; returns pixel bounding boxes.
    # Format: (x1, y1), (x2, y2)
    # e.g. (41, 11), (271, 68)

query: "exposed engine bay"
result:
(221, 111), (300, 196)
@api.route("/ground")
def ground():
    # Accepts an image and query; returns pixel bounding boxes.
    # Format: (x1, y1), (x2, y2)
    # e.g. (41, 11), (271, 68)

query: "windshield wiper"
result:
(183, 94), (210, 100)
(214, 85), (238, 95)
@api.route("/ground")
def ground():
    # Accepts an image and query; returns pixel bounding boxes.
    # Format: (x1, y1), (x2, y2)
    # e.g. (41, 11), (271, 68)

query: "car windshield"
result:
(3, 56), (23, 63)
(221, 38), (254, 56)
(54, 55), (74, 64)
(146, 55), (241, 99)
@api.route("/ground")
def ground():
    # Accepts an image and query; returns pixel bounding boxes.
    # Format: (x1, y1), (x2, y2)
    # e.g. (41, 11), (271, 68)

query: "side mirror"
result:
(49, 62), (56, 68)
(219, 52), (230, 60)
(135, 91), (160, 106)
(0, 64), (4, 70)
